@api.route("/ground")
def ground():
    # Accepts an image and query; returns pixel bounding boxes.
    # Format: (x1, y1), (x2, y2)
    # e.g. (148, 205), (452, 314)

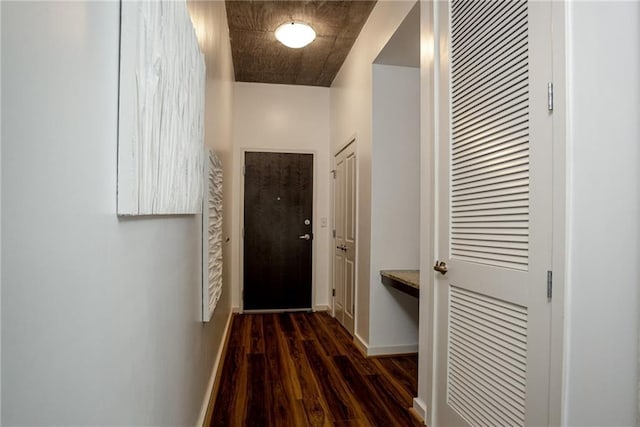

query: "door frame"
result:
(239, 148), (318, 313)
(417, 0), (567, 425)
(331, 136), (358, 329)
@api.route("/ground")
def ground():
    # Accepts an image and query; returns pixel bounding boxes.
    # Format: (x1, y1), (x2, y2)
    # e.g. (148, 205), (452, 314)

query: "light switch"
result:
(320, 217), (327, 228)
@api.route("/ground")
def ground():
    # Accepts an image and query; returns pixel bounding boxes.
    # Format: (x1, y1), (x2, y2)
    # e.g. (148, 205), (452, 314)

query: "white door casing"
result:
(334, 151), (346, 324)
(433, 1), (554, 426)
(333, 141), (356, 334)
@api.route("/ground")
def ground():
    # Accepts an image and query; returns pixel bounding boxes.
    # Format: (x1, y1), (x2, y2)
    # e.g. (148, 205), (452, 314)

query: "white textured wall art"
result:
(202, 150), (223, 321)
(117, 0), (206, 215)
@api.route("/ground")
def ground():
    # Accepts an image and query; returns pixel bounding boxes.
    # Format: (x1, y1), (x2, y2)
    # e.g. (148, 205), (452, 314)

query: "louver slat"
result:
(448, 286), (528, 427)
(450, 0), (529, 272)
(453, 128), (528, 161)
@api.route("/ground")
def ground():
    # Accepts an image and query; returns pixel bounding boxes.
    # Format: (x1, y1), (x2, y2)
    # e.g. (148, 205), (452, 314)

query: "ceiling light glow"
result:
(275, 22), (316, 49)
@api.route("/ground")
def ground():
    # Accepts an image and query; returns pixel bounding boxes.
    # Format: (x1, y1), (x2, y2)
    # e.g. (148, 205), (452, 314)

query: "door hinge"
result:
(546, 270), (553, 301)
(332, 229), (336, 238)
(332, 288), (336, 297)
(547, 82), (554, 111)
(331, 169), (336, 179)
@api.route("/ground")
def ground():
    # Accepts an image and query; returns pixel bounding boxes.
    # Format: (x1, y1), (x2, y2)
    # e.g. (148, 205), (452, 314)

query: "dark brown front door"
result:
(243, 152), (313, 310)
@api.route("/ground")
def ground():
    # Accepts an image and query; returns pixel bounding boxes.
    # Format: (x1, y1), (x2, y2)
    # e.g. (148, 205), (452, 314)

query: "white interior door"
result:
(333, 142), (356, 334)
(433, 1), (553, 426)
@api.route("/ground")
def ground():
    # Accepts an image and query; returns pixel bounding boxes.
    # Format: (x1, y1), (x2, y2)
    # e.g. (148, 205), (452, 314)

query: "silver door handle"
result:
(299, 234), (311, 240)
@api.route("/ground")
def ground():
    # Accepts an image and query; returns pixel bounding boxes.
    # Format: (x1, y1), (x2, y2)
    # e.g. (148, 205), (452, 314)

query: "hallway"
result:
(209, 312), (421, 426)
(2, 1), (640, 425)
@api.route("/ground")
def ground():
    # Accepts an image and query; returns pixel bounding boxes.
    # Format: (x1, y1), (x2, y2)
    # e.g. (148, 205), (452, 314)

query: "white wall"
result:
(330, 0), (417, 346)
(186, 1), (236, 423)
(1, 1), (234, 425)
(370, 64), (420, 352)
(0, 3), (3, 419)
(231, 82), (331, 311)
(564, 2), (640, 425)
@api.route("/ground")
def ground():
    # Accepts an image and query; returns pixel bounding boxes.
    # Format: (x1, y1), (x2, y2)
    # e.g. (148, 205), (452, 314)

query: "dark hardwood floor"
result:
(210, 311), (422, 427)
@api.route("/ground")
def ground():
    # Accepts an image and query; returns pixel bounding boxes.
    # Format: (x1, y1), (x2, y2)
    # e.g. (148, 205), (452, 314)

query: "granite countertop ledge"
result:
(380, 270), (420, 298)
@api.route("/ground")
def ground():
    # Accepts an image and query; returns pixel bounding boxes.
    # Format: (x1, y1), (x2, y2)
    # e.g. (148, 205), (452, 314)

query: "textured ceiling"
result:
(225, 1), (377, 87)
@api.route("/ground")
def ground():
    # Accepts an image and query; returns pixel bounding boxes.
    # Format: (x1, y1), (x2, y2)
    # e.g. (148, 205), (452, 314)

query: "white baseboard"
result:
(413, 397), (427, 425)
(231, 305), (241, 313)
(366, 343), (419, 357)
(314, 304), (331, 312)
(354, 332), (368, 356)
(352, 333), (418, 357)
(195, 310), (234, 427)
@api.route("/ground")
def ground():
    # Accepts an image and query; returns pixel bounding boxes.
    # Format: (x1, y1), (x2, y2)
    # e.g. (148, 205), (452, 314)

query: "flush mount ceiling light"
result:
(275, 21), (316, 48)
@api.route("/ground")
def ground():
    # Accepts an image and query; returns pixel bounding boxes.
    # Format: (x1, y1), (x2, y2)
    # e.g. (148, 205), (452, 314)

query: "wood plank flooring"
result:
(210, 312), (422, 427)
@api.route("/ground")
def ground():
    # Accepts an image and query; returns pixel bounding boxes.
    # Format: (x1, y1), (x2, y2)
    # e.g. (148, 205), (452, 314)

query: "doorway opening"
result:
(368, 1), (421, 355)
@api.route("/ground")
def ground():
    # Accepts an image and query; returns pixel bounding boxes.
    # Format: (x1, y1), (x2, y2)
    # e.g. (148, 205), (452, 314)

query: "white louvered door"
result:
(434, 1), (553, 426)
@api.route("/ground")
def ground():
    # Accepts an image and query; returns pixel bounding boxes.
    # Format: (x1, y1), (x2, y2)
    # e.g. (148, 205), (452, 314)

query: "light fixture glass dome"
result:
(275, 21), (316, 49)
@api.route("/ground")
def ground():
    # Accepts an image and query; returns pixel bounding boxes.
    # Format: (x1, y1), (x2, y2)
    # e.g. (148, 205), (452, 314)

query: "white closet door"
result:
(334, 150), (347, 326)
(433, 1), (553, 426)
(333, 141), (356, 334)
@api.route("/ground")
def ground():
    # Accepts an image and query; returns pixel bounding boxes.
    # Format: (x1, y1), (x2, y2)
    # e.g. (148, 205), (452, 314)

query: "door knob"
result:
(299, 234), (311, 240)
(433, 260), (448, 275)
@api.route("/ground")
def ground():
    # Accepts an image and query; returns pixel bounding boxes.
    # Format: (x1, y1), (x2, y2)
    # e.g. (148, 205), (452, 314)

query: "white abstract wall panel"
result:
(202, 150), (223, 321)
(118, 0), (206, 215)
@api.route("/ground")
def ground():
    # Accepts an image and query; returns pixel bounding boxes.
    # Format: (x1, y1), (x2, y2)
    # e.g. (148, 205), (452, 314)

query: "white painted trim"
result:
(550, 2), (568, 425)
(354, 332), (368, 356)
(239, 148), (318, 312)
(412, 398), (427, 424)
(418, 2), (438, 426)
(366, 343), (419, 357)
(352, 136), (360, 345)
(0, 2), (3, 417)
(330, 150), (337, 319)
(195, 311), (233, 427)
(231, 306), (242, 314)
(314, 304), (331, 312)
(354, 330), (418, 357)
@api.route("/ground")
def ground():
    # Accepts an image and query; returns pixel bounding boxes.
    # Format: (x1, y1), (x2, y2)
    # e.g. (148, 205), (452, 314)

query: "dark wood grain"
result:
(303, 338), (358, 422)
(210, 312), (422, 426)
(244, 152), (313, 310)
(249, 314), (265, 353)
(247, 353), (271, 426)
